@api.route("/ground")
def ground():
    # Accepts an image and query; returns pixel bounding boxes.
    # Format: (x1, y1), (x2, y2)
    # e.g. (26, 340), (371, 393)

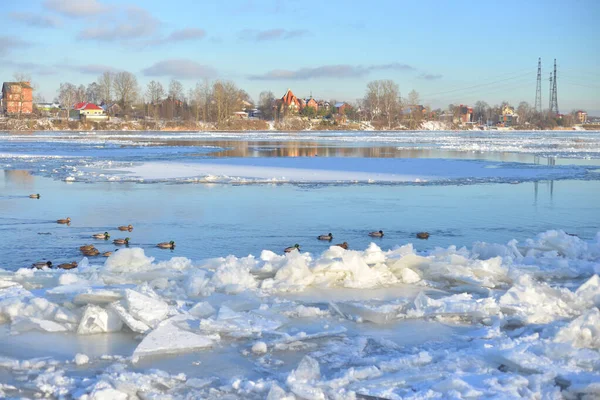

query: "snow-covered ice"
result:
(0, 230), (598, 398)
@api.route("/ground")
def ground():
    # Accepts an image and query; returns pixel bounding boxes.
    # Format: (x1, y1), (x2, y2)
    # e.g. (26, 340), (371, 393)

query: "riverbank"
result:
(2, 117), (595, 132)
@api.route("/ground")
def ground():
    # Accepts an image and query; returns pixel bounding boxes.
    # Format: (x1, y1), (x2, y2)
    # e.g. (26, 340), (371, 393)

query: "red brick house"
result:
(335, 102), (350, 114)
(2, 81), (33, 115)
(306, 97), (318, 111)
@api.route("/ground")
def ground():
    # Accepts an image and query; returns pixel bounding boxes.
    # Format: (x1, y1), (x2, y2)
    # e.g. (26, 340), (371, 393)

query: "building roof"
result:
(335, 102), (346, 108)
(74, 102), (103, 111)
(281, 89), (300, 106)
(3, 81), (33, 90)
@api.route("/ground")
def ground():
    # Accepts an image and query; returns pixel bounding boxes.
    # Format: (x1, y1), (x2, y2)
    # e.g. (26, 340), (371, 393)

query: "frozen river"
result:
(0, 130), (599, 399)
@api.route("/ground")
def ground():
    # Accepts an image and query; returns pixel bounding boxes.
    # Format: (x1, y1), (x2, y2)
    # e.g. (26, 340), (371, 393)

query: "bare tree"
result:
(474, 101), (489, 124)
(146, 80), (164, 121)
(168, 79), (184, 101)
(113, 71), (139, 112)
(58, 82), (77, 120)
(407, 90), (420, 106)
(258, 91), (275, 120)
(97, 71), (114, 104)
(13, 72), (32, 83)
(75, 84), (86, 103)
(517, 101), (532, 125)
(212, 80), (241, 126)
(86, 82), (100, 103)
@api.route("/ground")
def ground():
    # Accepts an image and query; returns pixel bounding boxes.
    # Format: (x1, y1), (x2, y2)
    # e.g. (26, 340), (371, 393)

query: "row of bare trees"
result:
(50, 70), (580, 128)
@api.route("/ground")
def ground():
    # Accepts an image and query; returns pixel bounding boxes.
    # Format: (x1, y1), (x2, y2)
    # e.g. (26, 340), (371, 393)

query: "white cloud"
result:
(43, 0), (108, 17)
(142, 59), (217, 79)
(10, 12), (62, 28)
(249, 63), (415, 80)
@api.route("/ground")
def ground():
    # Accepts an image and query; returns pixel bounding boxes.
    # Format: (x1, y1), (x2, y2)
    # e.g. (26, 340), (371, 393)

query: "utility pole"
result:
(535, 58), (542, 113)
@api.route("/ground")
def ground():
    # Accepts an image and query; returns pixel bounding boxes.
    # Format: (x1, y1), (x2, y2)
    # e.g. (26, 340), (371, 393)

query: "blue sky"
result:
(1, 0), (598, 113)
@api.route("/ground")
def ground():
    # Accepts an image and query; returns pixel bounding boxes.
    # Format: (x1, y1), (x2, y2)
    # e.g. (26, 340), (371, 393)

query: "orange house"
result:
(281, 89), (301, 110)
(2, 81), (33, 115)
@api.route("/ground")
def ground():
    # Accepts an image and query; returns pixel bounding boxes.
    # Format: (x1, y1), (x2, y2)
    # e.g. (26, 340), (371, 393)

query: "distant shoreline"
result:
(0, 117), (598, 133)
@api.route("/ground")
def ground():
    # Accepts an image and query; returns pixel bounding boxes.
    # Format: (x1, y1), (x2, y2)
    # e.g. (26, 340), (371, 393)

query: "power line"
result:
(428, 76), (532, 102)
(420, 69), (532, 98)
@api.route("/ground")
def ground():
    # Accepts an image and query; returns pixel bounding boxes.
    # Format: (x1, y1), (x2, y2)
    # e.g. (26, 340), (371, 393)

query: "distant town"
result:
(1, 71), (597, 132)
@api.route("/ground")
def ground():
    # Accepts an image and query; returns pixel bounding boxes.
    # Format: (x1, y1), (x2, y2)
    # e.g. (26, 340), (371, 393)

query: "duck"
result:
(416, 232), (430, 239)
(32, 261), (52, 269)
(82, 248), (100, 256)
(284, 244), (301, 253)
(317, 233), (333, 241)
(92, 232), (110, 240)
(79, 244), (95, 252)
(335, 242), (349, 250)
(29, 194), (40, 199)
(57, 262), (78, 270)
(118, 225), (133, 231)
(113, 237), (129, 245)
(102, 251), (113, 257)
(57, 217), (71, 224)
(157, 241), (175, 249)
(369, 230), (384, 237)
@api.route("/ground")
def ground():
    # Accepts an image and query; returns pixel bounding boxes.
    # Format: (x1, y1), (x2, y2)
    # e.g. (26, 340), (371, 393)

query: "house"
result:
(318, 100), (330, 109)
(402, 105), (426, 117)
(248, 109), (262, 118)
(2, 81), (33, 115)
(498, 104), (519, 126)
(101, 102), (121, 116)
(233, 111), (248, 119)
(35, 102), (60, 111)
(281, 89), (301, 110)
(71, 102), (108, 121)
(335, 102), (350, 114)
(305, 97), (318, 111)
(458, 104), (474, 123)
(575, 110), (588, 124)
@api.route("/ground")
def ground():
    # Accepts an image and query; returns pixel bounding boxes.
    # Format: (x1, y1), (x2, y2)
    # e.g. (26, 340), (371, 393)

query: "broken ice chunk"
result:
(133, 316), (217, 360)
(77, 305), (123, 335)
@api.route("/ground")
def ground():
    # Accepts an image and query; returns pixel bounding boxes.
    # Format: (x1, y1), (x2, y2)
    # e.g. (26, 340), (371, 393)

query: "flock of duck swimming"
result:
(283, 230), (430, 253)
(29, 194), (175, 270)
(28, 194), (430, 269)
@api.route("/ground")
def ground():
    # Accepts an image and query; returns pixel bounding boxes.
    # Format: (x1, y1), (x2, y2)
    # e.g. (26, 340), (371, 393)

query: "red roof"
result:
(73, 102), (103, 111)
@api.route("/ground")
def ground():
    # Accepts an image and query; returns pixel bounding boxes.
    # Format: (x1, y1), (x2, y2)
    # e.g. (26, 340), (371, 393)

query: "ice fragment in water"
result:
(251, 341), (267, 354)
(123, 289), (168, 328)
(133, 316), (217, 360)
(77, 305), (123, 335)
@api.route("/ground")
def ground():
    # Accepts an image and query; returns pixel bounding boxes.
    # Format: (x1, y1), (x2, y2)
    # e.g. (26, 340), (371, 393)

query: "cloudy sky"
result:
(1, 0), (598, 113)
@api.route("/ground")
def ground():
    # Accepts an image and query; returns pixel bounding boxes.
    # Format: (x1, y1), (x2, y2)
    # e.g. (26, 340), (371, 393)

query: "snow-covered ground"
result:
(1, 230), (599, 398)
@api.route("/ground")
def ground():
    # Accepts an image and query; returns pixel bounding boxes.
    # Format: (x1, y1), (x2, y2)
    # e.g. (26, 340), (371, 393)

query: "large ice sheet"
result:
(101, 157), (588, 184)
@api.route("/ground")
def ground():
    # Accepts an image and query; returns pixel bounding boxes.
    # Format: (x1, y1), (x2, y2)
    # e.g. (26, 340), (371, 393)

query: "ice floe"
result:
(0, 230), (598, 398)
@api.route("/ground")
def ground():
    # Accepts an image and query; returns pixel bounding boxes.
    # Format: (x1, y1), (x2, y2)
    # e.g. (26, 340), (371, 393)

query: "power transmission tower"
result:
(534, 58), (542, 113)
(550, 59), (559, 115)
(549, 73), (553, 113)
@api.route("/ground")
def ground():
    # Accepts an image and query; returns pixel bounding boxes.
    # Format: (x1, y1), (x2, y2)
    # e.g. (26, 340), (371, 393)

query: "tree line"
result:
(44, 70), (584, 129)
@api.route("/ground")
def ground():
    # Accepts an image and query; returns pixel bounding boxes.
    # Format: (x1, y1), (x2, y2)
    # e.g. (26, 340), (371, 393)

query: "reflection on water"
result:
(1, 170), (34, 187)
(158, 139), (564, 165)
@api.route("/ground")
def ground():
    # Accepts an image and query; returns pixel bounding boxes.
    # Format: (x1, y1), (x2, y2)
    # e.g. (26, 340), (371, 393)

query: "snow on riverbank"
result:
(0, 230), (599, 398)
(89, 157), (588, 184)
